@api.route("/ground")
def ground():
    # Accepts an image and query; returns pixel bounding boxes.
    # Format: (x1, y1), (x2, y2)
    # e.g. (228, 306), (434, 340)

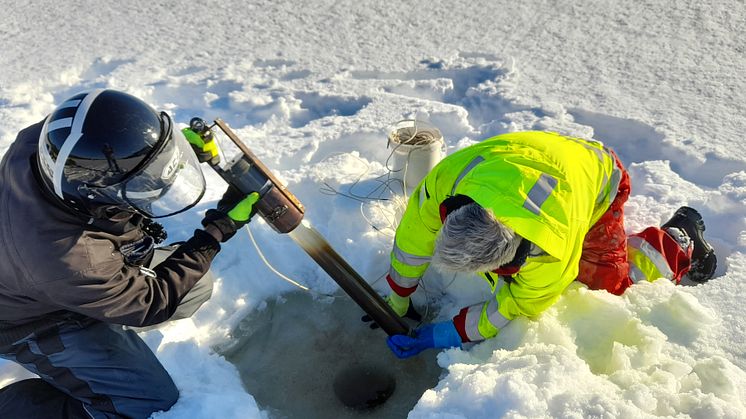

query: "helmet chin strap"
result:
(77, 184), (140, 221)
(98, 205), (137, 222)
(80, 202), (142, 235)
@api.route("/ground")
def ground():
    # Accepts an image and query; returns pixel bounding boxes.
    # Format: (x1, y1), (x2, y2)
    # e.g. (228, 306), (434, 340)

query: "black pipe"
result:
(288, 222), (411, 337)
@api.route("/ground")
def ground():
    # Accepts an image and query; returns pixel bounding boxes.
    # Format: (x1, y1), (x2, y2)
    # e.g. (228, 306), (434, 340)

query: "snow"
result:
(2, 1), (746, 417)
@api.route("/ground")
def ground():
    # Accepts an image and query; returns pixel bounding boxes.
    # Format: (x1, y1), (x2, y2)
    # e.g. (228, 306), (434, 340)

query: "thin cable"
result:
(317, 120), (444, 235)
(316, 153), (408, 233)
(244, 224), (310, 291)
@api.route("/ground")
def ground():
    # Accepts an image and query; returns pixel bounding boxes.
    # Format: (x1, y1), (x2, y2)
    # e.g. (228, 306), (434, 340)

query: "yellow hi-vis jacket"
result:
(388, 131), (623, 342)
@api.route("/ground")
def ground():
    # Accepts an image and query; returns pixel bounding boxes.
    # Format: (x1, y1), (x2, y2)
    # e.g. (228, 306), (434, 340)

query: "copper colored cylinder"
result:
(217, 157), (304, 234)
(212, 119), (305, 234)
(254, 185), (304, 233)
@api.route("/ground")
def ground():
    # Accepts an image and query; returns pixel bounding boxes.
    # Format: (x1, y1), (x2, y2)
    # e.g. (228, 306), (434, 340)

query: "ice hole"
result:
(219, 292), (442, 418)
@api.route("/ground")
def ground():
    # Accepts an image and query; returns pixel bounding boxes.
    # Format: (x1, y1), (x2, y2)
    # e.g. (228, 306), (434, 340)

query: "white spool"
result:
(387, 120), (444, 191)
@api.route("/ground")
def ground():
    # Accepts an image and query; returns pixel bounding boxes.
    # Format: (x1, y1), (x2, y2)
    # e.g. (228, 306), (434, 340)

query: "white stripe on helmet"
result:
(46, 117), (73, 133)
(52, 89), (104, 197)
(57, 99), (82, 110)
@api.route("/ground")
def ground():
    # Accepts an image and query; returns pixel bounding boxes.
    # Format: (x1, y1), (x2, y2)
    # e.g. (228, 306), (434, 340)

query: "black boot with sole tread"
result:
(662, 206), (717, 283)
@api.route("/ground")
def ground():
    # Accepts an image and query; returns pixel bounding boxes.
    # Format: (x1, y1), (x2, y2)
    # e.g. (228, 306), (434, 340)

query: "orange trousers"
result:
(576, 153), (692, 295)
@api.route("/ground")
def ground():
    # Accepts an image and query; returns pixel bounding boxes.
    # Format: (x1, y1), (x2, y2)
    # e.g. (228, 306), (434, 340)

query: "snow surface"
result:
(2, 1), (746, 417)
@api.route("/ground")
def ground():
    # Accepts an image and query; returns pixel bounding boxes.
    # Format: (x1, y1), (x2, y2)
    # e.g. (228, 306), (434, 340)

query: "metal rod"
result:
(288, 222), (411, 337)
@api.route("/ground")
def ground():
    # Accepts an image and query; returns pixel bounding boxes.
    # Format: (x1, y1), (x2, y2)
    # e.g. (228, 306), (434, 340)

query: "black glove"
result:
(141, 218), (167, 244)
(362, 301), (422, 330)
(201, 186), (260, 242)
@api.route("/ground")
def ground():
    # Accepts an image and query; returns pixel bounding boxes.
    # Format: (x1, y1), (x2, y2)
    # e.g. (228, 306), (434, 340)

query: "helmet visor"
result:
(121, 118), (206, 217)
(89, 113), (206, 218)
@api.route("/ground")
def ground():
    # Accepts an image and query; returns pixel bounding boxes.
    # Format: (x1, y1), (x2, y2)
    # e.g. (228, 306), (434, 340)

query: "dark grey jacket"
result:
(0, 121), (220, 344)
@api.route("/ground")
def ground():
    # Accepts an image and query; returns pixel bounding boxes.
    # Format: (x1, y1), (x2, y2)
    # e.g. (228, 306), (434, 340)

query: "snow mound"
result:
(413, 281), (746, 418)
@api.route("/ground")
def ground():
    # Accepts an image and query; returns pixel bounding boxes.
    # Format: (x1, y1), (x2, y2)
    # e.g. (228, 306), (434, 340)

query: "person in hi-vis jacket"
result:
(383, 131), (717, 358)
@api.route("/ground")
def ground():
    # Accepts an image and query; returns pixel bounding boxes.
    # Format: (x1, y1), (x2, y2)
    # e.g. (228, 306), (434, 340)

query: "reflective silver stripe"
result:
(566, 139), (620, 206)
(82, 404), (96, 419)
(523, 173), (557, 215)
(607, 165), (622, 205)
(596, 171), (609, 204)
(572, 142), (606, 163)
(602, 146), (621, 205)
(566, 136), (606, 163)
(451, 156), (484, 195)
(463, 304), (484, 342)
(628, 236), (675, 279)
(388, 268), (420, 288)
(419, 183), (426, 208)
(392, 243), (431, 266)
(596, 165), (624, 206)
(629, 264), (646, 283)
(52, 89), (104, 197)
(463, 299), (510, 342)
(57, 99), (82, 110)
(590, 146), (604, 162)
(485, 298), (510, 329)
(47, 117), (73, 133)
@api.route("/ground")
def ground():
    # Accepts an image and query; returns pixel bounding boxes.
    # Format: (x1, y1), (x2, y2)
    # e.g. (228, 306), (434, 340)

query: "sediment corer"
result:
(199, 118), (305, 233)
(193, 117), (410, 337)
(287, 221), (411, 337)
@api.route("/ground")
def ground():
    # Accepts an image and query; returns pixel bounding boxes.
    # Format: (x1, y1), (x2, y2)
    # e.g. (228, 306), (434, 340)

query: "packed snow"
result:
(2, 1), (745, 417)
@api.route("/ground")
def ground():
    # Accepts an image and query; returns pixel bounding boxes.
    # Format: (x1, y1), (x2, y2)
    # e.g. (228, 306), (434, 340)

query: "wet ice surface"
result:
(219, 292), (442, 419)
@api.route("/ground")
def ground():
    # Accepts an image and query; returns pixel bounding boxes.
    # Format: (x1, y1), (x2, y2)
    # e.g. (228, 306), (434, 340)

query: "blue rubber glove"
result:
(386, 321), (462, 359)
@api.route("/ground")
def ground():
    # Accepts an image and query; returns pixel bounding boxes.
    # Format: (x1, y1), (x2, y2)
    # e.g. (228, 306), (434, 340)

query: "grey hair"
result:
(432, 203), (522, 273)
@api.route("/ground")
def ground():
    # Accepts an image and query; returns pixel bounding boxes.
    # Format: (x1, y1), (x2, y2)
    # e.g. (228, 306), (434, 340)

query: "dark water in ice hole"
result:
(218, 292), (443, 419)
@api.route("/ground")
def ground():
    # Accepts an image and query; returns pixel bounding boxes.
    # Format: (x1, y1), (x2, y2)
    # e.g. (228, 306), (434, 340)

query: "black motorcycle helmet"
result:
(36, 89), (206, 219)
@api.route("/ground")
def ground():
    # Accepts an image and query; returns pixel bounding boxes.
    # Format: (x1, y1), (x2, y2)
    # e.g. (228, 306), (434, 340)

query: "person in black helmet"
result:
(0, 89), (258, 418)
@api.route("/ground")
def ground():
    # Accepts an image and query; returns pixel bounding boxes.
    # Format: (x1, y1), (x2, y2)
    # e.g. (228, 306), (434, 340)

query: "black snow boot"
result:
(662, 206), (717, 283)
